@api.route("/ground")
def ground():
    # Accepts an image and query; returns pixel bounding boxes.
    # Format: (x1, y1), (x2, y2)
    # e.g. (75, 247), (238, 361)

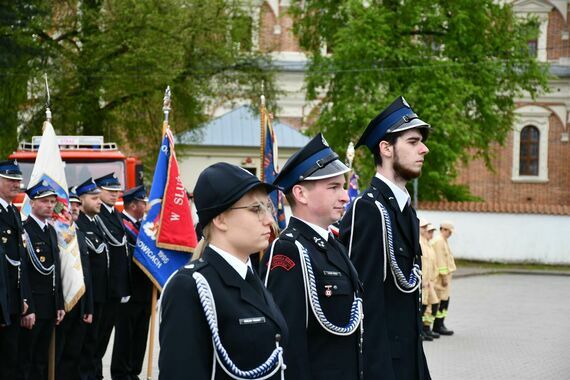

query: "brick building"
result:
(254, 0), (570, 210)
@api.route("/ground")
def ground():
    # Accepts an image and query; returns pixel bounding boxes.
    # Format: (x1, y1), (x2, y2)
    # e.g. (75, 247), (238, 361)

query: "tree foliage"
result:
(1, 0), (276, 172)
(289, 0), (549, 200)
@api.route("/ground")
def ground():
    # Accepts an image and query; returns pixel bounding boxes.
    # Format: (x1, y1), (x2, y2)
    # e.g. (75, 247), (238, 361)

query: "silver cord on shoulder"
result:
(193, 272), (285, 380)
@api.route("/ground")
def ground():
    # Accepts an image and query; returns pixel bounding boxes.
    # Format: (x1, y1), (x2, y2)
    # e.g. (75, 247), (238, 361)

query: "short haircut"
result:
(284, 181), (316, 210)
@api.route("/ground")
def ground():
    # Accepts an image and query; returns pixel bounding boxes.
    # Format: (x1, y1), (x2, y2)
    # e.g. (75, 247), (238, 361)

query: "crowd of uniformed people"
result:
(0, 96), (458, 380)
(0, 163), (152, 379)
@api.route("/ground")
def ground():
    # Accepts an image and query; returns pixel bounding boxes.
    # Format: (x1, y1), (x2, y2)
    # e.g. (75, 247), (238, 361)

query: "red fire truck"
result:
(9, 135), (143, 207)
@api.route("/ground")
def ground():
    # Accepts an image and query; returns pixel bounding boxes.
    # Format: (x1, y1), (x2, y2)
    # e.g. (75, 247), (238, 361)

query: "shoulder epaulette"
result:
(278, 227), (300, 243)
(182, 257), (208, 273)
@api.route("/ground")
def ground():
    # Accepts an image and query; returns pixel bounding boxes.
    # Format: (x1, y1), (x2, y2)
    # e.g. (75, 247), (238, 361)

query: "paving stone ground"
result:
(102, 273), (570, 379)
(423, 274), (570, 380)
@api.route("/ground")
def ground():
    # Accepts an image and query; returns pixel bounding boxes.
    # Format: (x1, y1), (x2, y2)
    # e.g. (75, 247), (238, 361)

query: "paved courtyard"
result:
(424, 274), (570, 380)
(103, 273), (570, 379)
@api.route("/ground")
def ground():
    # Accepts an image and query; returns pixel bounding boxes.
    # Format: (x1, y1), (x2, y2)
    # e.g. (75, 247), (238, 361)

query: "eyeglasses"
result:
(229, 201), (275, 221)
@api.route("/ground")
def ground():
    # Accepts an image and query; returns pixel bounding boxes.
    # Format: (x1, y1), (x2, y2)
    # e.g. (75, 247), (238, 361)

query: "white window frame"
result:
(512, 106), (550, 183)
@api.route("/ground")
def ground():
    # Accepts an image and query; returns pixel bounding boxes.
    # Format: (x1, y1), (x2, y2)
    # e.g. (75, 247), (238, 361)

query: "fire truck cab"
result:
(9, 135), (143, 207)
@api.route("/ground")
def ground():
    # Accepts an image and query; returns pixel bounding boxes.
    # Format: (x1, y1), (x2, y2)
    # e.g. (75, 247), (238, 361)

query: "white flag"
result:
(22, 121), (85, 312)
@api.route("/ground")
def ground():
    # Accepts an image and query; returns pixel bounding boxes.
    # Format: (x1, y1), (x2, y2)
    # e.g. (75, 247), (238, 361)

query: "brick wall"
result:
(258, 3), (302, 53)
(546, 7), (569, 60)
(455, 108), (570, 205)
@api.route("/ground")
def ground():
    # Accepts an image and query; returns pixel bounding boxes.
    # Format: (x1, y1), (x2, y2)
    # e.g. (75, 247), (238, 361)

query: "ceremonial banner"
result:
(260, 108), (286, 230)
(133, 127), (197, 290)
(22, 122), (84, 312)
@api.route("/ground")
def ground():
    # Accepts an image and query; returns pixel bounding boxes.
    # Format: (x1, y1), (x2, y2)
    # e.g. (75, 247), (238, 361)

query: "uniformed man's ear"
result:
(211, 213), (228, 232)
(291, 184), (309, 206)
(379, 141), (393, 159)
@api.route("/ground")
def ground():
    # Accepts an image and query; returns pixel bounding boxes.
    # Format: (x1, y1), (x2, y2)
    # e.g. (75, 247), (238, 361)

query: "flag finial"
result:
(44, 73), (51, 122)
(163, 86), (171, 123)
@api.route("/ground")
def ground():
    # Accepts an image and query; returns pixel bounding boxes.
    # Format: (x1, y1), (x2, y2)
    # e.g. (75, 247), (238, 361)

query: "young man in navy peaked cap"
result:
(339, 96), (431, 379)
(261, 133), (364, 380)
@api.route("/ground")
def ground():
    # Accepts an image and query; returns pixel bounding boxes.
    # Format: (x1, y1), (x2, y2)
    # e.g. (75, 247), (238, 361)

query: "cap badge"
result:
(42, 180), (48, 186)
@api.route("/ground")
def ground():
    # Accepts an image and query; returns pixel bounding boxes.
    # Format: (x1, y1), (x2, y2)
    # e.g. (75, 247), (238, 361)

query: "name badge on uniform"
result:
(239, 317), (266, 325)
(323, 271), (341, 277)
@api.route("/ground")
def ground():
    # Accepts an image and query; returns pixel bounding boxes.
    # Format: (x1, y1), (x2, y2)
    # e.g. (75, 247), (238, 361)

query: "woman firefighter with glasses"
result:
(159, 162), (289, 380)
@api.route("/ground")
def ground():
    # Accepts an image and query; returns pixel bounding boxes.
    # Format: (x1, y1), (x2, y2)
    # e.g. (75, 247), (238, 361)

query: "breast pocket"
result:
(316, 273), (353, 297)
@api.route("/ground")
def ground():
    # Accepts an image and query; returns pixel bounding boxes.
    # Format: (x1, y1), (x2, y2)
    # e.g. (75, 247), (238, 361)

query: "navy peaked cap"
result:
(68, 186), (81, 203)
(76, 178), (100, 196)
(123, 185), (148, 203)
(273, 133), (350, 193)
(26, 181), (57, 200)
(356, 96), (430, 153)
(94, 172), (122, 191)
(194, 162), (277, 227)
(0, 159), (23, 180)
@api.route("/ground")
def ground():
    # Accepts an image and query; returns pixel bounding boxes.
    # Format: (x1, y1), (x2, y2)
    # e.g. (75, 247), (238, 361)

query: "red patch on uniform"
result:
(270, 254), (295, 271)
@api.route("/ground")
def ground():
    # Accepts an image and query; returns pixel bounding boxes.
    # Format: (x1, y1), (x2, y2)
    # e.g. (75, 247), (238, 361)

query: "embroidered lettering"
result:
(270, 254), (295, 271)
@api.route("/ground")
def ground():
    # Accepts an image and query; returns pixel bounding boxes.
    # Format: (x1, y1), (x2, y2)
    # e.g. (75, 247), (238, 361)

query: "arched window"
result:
(519, 125), (540, 176)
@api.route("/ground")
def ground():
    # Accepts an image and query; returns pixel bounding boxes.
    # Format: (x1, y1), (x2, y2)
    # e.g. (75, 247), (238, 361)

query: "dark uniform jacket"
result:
(0, 243), (10, 324)
(120, 212), (152, 303)
(97, 205), (131, 299)
(76, 229), (94, 315)
(22, 217), (64, 319)
(339, 177), (430, 380)
(159, 247), (289, 380)
(76, 212), (109, 304)
(261, 217), (362, 380)
(0, 203), (33, 319)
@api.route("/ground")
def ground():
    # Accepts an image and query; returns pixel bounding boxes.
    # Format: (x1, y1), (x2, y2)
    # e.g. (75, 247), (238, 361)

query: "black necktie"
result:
(246, 267), (265, 300)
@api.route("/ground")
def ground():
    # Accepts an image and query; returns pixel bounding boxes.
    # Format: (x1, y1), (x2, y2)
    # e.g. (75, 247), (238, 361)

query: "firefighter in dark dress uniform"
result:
(159, 162), (288, 380)
(20, 182), (65, 380)
(111, 185), (152, 380)
(0, 159), (34, 380)
(339, 96), (431, 380)
(92, 173), (132, 379)
(261, 133), (364, 380)
(56, 186), (94, 380)
(75, 178), (108, 379)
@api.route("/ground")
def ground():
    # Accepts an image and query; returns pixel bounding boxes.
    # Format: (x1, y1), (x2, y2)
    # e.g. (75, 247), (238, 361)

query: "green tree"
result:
(2, 0), (276, 172)
(289, 0), (549, 200)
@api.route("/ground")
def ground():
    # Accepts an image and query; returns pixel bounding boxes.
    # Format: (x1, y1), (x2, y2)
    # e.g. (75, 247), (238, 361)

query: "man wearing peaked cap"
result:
(111, 185), (151, 380)
(92, 173), (131, 379)
(56, 184), (94, 380)
(339, 96), (431, 379)
(0, 159), (35, 380)
(20, 181), (65, 379)
(74, 177), (109, 379)
(261, 133), (364, 379)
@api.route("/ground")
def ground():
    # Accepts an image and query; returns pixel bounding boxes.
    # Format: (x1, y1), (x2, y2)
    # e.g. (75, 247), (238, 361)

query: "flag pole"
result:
(145, 86), (171, 380)
(45, 74), (56, 380)
(259, 92), (266, 182)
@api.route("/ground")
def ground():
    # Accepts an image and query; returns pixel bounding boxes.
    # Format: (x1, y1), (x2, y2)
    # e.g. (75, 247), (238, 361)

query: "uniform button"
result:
(399, 247), (404, 252)
(333, 285), (338, 290)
